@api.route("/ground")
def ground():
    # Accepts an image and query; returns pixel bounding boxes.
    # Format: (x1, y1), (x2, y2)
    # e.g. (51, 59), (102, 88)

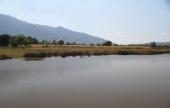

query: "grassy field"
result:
(0, 45), (170, 59)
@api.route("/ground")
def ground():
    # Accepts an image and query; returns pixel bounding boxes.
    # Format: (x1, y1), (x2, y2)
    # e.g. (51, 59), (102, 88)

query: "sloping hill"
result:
(0, 14), (106, 44)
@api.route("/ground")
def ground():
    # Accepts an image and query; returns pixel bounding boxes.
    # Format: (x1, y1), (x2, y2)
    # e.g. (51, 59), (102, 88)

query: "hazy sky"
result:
(0, 0), (170, 44)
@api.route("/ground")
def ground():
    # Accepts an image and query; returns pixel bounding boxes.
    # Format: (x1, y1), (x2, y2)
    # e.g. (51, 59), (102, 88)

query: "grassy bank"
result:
(0, 45), (170, 59)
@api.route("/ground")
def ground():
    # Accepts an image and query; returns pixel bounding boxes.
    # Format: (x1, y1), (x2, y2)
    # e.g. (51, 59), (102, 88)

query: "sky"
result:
(0, 0), (170, 44)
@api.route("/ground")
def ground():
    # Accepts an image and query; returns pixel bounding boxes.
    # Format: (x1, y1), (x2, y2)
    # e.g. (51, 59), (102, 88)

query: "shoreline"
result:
(1, 45), (170, 60)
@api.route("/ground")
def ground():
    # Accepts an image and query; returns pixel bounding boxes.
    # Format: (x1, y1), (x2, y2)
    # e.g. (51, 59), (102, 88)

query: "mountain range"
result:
(0, 14), (106, 44)
(157, 42), (170, 46)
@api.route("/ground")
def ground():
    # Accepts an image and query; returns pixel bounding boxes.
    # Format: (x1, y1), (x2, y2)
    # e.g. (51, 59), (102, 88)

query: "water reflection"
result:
(0, 55), (170, 108)
(24, 58), (45, 61)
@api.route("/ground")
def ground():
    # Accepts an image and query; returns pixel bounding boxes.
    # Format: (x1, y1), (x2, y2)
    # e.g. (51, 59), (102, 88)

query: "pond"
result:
(0, 55), (170, 108)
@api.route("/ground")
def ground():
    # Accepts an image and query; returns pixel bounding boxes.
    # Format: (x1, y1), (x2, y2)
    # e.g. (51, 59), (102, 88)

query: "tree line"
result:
(41, 40), (114, 46)
(0, 34), (113, 48)
(0, 34), (114, 47)
(0, 34), (38, 47)
(0, 34), (161, 48)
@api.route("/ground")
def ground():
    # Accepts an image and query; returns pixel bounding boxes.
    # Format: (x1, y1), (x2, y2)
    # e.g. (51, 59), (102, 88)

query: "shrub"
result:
(0, 34), (11, 46)
(103, 41), (112, 46)
(150, 42), (157, 48)
(58, 40), (64, 45)
(24, 52), (48, 58)
(0, 55), (12, 60)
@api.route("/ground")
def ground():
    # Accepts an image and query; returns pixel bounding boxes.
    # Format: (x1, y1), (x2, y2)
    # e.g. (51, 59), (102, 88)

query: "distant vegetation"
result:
(0, 34), (10, 46)
(103, 41), (112, 46)
(0, 34), (114, 47)
(1, 34), (170, 60)
(150, 42), (157, 48)
(0, 45), (170, 60)
(0, 34), (38, 47)
(1, 34), (164, 48)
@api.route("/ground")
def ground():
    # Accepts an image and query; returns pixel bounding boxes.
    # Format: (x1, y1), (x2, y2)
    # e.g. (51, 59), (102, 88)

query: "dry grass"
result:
(0, 45), (170, 59)
(0, 47), (26, 58)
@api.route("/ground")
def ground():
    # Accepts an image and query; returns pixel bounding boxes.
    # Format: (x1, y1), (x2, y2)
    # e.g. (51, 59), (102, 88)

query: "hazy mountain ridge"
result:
(157, 42), (170, 46)
(0, 14), (106, 44)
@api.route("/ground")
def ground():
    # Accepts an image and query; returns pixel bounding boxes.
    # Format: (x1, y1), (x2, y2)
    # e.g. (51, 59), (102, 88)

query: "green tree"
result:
(16, 34), (29, 47)
(103, 41), (112, 46)
(10, 34), (29, 48)
(0, 34), (11, 46)
(9, 36), (18, 47)
(27, 36), (38, 44)
(58, 40), (64, 45)
(150, 42), (157, 48)
(66, 42), (70, 45)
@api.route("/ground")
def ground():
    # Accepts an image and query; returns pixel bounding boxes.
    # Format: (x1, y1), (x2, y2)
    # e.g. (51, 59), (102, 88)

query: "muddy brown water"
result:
(0, 55), (170, 108)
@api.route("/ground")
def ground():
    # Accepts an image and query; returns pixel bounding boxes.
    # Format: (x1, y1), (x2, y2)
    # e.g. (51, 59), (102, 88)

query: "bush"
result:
(0, 55), (12, 60)
(150, 42), (157, 48)
(24, 52), (48, 58)
(0, 34), (11, 46)
(27, 36), (38, 44)
(66, 42), (70, 45)
(103, 41), (112, 46)
(58, 40), (64, 45)
(10, 34), (29, 47)
(9, 35), (38, 47)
